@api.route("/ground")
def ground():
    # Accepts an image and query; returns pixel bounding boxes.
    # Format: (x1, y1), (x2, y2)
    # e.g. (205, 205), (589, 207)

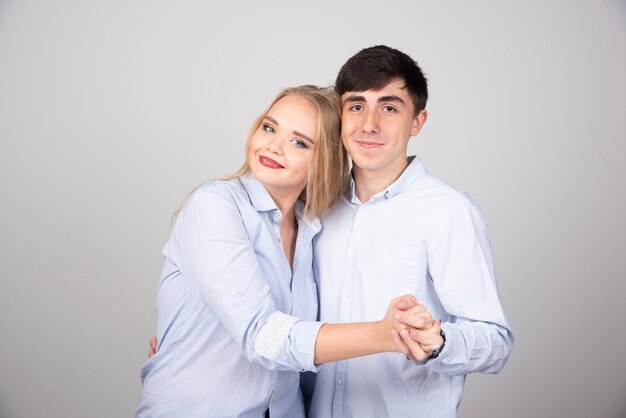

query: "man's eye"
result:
(350, 105), (363, 112)
(263, 124), (275, 133)
(382, 106), (396, 113)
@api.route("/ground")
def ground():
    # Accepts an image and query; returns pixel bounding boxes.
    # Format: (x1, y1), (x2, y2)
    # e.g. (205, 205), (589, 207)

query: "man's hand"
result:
(391, 303), (444, 362)
(377, 295), (424, 352)
(148, 336), (157, 358)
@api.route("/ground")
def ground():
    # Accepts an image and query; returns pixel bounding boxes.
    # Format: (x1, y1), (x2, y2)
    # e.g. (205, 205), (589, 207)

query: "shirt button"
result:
(273, 210), (281, 221)
(337, 378), (343, 385)
(235, 290), (243, 297)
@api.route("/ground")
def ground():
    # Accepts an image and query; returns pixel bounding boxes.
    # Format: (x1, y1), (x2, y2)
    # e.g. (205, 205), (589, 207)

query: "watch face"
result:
(429, 347), (442, 359)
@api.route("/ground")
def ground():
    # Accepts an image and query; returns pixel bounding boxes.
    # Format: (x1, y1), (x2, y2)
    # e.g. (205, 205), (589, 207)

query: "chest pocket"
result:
(357, 242), (428, 319)
(295, 279), (319, 321)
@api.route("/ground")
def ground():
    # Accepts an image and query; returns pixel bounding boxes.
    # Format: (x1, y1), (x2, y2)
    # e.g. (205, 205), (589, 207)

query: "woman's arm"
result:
(314, 295), (427, 364)
(169, 186), (426, 370)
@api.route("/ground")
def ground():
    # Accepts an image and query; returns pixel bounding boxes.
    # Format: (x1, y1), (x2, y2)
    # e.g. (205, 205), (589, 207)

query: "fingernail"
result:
(394, 313), (400, 320)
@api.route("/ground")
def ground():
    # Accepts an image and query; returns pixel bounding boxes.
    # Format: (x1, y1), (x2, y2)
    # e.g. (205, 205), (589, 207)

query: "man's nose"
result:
(361, 109), (380, 133)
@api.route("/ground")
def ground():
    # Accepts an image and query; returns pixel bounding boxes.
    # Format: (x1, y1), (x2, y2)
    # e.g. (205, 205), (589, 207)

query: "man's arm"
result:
(395, 200), (513, 374)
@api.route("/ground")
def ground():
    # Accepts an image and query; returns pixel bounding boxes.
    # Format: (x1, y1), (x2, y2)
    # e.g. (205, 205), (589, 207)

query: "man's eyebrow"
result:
(264, 115), (315, 145)
(378, 95), (405, 104)
(343, 95), (366, 103)
(343, 95), (406, 105)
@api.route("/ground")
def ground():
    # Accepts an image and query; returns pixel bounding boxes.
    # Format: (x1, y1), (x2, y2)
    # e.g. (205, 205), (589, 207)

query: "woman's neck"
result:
(266, 187), (300, 270)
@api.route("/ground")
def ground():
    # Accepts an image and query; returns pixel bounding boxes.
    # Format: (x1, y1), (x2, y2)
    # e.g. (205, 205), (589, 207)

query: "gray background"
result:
(1, 1), (625, 417)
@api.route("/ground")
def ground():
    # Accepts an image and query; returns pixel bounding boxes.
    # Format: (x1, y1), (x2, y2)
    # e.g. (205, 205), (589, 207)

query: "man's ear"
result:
(410, 109), (428, 136)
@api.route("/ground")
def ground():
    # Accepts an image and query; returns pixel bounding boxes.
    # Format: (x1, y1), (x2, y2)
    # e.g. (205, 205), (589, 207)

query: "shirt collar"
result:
(239, 173), (278, 212)
(294, 199), (322, 234)
(239, 173), (321, 234)
(347, 155), (426, 203)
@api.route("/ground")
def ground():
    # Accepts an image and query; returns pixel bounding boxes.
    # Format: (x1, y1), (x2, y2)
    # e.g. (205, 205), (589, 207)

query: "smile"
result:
(259, 156), (285, 169)
(355, 140), (384, 149)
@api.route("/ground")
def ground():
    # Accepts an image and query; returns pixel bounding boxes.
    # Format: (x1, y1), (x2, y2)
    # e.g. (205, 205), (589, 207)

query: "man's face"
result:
(340, 79), (427, 178)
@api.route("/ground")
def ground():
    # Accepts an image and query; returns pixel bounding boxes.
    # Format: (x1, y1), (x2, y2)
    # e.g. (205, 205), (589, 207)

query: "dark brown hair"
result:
(335, 45), (428, 115)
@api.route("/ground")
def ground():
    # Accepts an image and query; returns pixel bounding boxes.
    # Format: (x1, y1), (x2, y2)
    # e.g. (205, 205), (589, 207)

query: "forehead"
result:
(268, 95), (315, 117)
(340, 79), (410, 103)
(266, 95), (317, 134)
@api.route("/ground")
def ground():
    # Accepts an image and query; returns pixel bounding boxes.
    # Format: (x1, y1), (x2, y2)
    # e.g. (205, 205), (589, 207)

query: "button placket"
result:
(272, 209), (283, 243)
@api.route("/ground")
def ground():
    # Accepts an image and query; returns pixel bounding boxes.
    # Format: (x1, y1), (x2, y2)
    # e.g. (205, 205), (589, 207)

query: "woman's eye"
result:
(291, 139), (308, 149)
(263, 124), (275, 133)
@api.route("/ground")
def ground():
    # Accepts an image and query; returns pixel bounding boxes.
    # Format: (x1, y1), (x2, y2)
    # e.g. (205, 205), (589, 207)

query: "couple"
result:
(137, 46), (513, 418)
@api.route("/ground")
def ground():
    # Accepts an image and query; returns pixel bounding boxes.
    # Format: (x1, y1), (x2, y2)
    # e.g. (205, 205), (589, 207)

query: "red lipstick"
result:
(259, 156), (284, 169)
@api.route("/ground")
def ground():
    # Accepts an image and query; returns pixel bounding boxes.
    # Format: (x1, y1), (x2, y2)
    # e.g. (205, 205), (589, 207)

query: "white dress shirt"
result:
(309, 157), (513, 418)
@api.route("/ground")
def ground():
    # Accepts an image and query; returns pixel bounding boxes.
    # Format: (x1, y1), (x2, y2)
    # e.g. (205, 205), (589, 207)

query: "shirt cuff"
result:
(286, 319), (325, 372)
(255, 311), (299, 360)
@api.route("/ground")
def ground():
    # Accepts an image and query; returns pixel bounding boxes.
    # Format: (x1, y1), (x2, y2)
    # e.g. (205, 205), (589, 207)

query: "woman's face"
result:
(248, 95), (317, 199)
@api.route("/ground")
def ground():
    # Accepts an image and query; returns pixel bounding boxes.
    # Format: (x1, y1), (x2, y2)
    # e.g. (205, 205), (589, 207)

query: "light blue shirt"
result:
(137, 174), (323, 418)
(309, 157), (514, 418)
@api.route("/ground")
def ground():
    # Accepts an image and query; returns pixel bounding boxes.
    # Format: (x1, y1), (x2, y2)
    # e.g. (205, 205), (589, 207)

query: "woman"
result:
(136, 85), (428, 417)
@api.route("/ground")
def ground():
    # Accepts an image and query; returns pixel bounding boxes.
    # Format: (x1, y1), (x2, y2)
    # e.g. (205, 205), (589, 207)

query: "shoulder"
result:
(405, 172), (475, 212)
(186, 179), (248, 207)
(410, 174), (491, 241)
(191, 179), (244, 199)
(174, 179), (253, 225)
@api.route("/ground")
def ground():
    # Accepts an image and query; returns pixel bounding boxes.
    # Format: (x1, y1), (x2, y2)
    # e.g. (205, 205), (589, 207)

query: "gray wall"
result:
(1, 1), (625, 417)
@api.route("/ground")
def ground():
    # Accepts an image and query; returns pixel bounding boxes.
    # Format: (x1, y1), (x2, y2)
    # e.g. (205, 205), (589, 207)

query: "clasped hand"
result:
(385, 295), (444, 362)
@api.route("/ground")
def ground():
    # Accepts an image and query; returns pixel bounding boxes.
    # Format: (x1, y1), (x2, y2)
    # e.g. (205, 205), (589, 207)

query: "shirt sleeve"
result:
(173, 187), (322, 372)
(425, 199), (514, 376)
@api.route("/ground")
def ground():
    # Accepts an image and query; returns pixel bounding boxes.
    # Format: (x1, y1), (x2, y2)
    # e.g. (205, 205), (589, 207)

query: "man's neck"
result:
(353, 158), (409, 203)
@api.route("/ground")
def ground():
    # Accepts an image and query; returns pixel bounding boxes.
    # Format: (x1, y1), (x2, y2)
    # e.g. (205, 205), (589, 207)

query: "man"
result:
(307, 45), (513, 417)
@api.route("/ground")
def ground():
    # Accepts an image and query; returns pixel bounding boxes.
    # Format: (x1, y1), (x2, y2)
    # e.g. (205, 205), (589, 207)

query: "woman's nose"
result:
(266, 135), (283, 154)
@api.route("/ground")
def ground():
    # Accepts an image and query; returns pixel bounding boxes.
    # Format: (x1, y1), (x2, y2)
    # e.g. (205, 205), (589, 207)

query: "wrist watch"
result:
(428, 329), (446, 360)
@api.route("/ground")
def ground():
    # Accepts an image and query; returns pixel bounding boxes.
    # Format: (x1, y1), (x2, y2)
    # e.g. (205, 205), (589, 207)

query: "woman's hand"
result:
(377, 295), (426, 352)
(391, 304), (444, 362)
(148, 336), (157, 358)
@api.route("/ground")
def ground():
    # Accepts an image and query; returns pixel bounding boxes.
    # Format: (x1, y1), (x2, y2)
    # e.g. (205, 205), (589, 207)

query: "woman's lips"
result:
(259, 156), (284, 169)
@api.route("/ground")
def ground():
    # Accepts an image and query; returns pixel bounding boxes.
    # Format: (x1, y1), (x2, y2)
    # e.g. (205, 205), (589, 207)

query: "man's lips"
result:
(259, 156), (284, 169)
(355, 140), (384, 148)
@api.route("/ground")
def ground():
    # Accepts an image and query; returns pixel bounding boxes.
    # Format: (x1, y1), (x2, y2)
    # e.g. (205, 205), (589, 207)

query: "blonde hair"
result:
(228, 85), (349, 218)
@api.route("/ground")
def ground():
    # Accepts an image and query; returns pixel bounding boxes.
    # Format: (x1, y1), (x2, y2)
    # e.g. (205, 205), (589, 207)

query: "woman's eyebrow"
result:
(264, 115), (279, 125)
(294, 131), (314, 145)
